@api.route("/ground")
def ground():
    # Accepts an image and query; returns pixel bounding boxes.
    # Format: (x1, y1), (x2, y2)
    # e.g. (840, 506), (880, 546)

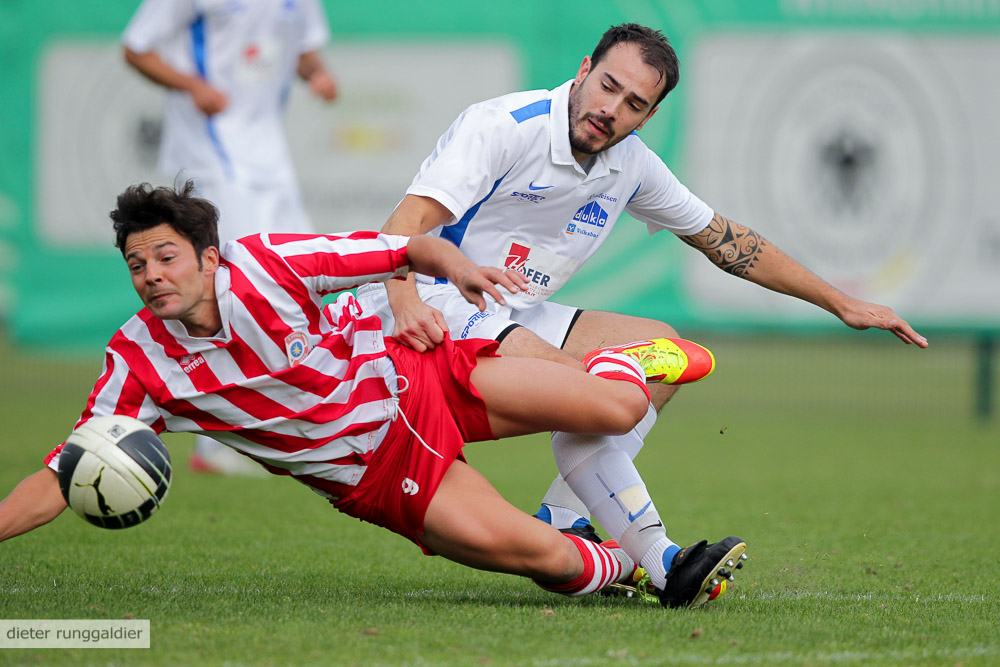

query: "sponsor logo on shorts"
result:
(573, 201), (608, 227)
(461, 311), (493, 339)
(402, 478), (419, 496)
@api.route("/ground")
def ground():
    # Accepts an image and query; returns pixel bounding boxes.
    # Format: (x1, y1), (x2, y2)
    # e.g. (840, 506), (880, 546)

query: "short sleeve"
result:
(122, 0), (199, 53)
(298, 0), (331, 53)
(406, 105), (525, 221)
(625, 147), (714, 236)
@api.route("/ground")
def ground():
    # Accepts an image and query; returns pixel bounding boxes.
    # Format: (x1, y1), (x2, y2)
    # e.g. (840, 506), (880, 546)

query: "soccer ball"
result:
(57, 416), (172, 529)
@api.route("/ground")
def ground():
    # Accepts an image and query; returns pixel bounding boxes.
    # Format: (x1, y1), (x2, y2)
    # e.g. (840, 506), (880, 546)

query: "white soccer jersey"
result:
(406, 79), (714, 311)
(47, 232), (411, 500)
(122, 0), (330, 185)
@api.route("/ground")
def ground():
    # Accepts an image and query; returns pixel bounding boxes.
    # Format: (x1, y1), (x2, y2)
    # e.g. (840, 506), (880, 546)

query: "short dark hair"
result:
(591, 23), (679, 105)
(110, 180), (220, 262)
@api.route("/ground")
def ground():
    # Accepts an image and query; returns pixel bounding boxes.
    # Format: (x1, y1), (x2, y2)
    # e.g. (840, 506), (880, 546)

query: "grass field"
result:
(1, 332), (998, 666)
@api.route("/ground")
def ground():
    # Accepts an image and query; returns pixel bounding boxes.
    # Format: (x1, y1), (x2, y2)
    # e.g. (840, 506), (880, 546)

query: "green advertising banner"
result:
(2, 1), (999, 352)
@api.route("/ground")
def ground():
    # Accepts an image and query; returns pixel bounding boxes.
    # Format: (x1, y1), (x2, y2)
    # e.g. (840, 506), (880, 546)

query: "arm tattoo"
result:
(679, 213), (767, 278)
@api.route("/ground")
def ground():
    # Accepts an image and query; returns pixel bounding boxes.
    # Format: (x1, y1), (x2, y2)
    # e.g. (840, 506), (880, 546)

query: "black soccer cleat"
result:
(558, 521), (605, 544)
(657, 536), (747, 609)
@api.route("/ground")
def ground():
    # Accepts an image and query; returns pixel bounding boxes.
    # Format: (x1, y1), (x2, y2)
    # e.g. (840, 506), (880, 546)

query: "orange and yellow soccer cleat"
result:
(583, 338), (715, 385)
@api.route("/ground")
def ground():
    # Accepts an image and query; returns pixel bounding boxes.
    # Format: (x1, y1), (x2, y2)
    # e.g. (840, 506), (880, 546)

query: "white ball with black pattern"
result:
(57, 416), (171, 529)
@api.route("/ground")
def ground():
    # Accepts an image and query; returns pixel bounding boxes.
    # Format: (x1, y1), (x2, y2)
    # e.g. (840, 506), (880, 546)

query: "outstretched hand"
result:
(451, 266), (528, 312)
(840, 300), (928, 347)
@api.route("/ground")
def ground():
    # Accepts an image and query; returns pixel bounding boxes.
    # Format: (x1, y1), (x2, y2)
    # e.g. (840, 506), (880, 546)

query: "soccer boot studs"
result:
(657, 537), (748, 609)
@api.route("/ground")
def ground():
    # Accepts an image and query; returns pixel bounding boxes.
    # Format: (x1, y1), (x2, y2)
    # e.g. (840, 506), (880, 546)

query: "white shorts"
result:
(356, 282), (582, 348)
(192, 177), (313, 243)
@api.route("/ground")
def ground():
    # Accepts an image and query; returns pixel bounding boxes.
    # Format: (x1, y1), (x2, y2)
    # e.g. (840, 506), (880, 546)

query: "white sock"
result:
(537, 371), (658, 528)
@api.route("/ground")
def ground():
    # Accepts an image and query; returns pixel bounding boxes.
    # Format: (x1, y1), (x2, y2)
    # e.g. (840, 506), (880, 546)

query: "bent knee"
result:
(611, 391), (650, 433)
(589, 388), (648, 434)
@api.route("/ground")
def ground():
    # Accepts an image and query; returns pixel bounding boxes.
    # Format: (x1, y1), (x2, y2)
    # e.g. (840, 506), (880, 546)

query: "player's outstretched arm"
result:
(0, 468), (67, 543)
(381, 196), (462, 351)
(405, 235), (527, 312)
(680, 212), (928, 347)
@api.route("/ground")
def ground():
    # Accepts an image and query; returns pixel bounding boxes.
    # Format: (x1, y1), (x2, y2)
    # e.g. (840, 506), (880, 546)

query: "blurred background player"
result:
(357, 23), (926, 591)
(122, 0), (339, 475)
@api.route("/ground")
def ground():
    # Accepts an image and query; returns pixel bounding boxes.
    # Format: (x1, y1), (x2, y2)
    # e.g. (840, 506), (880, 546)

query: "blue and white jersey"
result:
(123, 0), (330, 186)
(407, 80), (713, 310)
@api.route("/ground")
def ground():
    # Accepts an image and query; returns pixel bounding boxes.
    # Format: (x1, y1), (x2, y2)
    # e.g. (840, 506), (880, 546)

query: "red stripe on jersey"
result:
(109, 335), (173, 405)
(225, 260), (296, 353)
(259, 232), (340, 246)
(228, 328), (274, 379)
(236, 236), (325, 336)
(284, 244), (408, 297)
(77, 348), (118, 426)
(44, 444), (64, 466)
(114, 370), (149, 419)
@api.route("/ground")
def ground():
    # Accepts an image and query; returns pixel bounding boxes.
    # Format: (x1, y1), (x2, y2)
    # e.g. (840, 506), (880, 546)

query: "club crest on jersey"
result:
(179, 354), (206, 374)
(284, 332), (310, 367)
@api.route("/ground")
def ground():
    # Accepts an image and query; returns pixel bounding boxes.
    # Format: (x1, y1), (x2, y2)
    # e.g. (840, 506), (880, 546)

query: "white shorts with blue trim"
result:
(356, 282), (580, 348)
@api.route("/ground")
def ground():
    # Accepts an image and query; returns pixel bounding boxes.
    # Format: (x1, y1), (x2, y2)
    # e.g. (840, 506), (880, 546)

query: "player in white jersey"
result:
(357, 23), (927, 594)
(123, 0), (336, 239)
(123, 0), (339, 474)
(0, 182), (745, 609)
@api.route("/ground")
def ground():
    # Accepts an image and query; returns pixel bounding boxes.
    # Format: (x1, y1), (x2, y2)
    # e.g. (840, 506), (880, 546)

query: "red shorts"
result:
(333, 336), (498, 553)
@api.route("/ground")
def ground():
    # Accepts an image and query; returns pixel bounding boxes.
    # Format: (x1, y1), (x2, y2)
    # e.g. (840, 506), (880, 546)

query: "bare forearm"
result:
(406, 235), (475, 281)
(681, 213), (847, 317)
(124, 47), (203, 93)
(383, 196), (453, 302)
(297, 51), (327, 81)
(0, 469), (67, 543)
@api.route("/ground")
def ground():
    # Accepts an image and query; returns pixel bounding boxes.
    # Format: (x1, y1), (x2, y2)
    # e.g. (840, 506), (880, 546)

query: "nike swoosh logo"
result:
(628, 501), (652, 522)
(528, 182), (553, 191)
(639, 521), (664, 532)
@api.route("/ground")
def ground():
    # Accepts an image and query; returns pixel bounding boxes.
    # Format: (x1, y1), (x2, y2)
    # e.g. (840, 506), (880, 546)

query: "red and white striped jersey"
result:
(46, 232), (411, 499)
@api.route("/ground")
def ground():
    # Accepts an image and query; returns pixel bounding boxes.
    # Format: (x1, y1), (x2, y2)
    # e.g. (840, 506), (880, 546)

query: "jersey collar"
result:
(161, 264), (232, 344)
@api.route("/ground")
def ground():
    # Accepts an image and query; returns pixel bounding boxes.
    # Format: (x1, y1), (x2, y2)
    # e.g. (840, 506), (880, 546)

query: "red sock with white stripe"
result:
(584, 350), (650, 401)
(534, 534), (633, 597)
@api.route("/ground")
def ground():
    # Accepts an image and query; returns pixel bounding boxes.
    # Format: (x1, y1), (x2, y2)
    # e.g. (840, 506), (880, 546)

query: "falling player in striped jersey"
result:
(0, 181), (743, 607)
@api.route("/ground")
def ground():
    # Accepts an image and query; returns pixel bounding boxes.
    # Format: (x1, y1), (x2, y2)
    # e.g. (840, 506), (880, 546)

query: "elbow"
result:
(123, 46), (141, 68)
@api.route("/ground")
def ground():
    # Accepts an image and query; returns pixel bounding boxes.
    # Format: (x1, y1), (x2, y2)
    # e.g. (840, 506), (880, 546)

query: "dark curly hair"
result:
(591, 23), (680, 105)
(110, 180), (220, 266)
